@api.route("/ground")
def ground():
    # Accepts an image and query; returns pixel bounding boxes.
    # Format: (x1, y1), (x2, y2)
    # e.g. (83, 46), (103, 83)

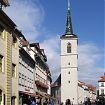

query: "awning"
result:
(35, 80), (49, 89)
(19, 91), (36, 97)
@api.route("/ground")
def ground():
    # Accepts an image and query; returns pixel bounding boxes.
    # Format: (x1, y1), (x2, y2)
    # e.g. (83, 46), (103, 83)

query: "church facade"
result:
(60, 0), (78, 104)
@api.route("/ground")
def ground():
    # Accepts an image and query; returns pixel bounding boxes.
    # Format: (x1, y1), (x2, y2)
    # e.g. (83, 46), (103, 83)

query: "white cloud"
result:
(78, 43), (104, 86)
(40, 35), (60, 81)
(5, 0), (44, 41)
(41, 38), (104, 86)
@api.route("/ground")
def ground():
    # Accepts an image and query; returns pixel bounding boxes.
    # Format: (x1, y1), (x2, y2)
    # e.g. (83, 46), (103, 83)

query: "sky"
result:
(5, 0), (104, 87)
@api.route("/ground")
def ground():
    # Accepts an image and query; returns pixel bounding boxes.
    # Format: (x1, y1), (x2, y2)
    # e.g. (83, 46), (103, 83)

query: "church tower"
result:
(60, 0), (78, 104)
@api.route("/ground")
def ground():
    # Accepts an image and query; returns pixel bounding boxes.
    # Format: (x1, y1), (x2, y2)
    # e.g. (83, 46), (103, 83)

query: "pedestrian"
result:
(85, 98), (91, 105)
(30, 98), (36, 105)
(50, 100), (54, 105)
(43, 99), (48, 105)
(65, 99), (71, 105)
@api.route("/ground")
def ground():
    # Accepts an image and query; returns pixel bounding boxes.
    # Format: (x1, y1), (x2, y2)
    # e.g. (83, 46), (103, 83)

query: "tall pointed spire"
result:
(65, 0), (73, 35)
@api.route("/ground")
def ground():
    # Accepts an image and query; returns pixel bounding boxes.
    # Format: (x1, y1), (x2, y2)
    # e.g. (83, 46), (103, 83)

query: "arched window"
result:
(67, 42), (71, 53)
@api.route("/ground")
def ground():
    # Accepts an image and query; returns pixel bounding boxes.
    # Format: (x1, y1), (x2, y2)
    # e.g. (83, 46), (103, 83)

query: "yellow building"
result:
(0, 9), (23, 105)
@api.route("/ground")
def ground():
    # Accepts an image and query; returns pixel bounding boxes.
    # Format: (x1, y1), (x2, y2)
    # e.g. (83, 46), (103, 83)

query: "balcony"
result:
(35, 80), (48, 89)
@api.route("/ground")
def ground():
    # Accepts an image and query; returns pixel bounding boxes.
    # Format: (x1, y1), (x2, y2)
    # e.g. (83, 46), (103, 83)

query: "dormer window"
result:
(67, 42), (71, 53)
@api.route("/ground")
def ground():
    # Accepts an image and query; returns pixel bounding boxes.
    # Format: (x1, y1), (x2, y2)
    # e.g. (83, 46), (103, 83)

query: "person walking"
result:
(85, 98), (91, 105)
(65, 99), (71, 105)
(30, 98), (36, 105)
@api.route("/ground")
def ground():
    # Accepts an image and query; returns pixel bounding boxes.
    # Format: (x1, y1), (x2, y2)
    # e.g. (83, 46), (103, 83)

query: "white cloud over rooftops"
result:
(5, 0), (44, 41)
(41, 36), (104, 85)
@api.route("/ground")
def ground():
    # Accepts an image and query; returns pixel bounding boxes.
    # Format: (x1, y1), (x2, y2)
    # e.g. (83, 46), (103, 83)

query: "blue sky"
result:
(5, 0), (104, 87)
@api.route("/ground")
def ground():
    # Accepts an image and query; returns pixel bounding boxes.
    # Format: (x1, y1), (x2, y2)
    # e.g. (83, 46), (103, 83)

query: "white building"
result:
(78, 81), (96, 104)
(78, 82), (85, 104)
(60, 0), (78, 104)
(18, 45), (35, 105)
(98, 75), (105, 98)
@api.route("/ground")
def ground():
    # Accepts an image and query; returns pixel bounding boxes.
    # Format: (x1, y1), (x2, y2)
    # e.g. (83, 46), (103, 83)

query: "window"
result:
(19, 73), (22, 85)
(67, 42), (71, 53)
(22, 74), (25, 86)
(68, 71), (70, 74)
(12, 64), (16, 77)
(101, 83), (104, 87)
(68, 62), (70, 65)
(0, 25), (4, 38)
(12, 36), (17, 47)
(0, 89), (2, 105)
(101, 89), (104, 95)
(68, 81), (70, 83)
(0, 55), (3, 72)
(24, 76), (27, 87)
(11, 96), (16, 105)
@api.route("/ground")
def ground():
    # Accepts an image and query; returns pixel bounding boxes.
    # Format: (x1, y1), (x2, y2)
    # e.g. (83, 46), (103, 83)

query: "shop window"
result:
(0, 55), (3, 72)
(0, 25), (4, 38)
(0, 89), (2, 105)
(12, 63), (16, 77)
(67, 42), (71, 53)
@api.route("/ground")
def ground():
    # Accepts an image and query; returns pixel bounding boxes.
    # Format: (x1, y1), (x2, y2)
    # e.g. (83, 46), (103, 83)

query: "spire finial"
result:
(65, 0), (73, 35)
(68, 0), (70, 10)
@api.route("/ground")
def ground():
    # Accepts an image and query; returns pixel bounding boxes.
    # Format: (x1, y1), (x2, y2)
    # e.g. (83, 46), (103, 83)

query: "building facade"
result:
(60, 0), (78, 104)
(29, 43), (52, 104)
(78, 81), (96, 104)
(98, 75), (105, 98)
(51, 75), (61, 105)
(19, 47), (35, 105)
(0, 8), (24, 105)
(0, 1), (52, 105)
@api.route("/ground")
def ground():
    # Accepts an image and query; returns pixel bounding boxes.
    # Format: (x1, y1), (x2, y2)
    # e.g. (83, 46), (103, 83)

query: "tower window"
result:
(67, 42), (71, 53)
(68, 71), (70, 74)
(68, 81), (70, 83)
(68, 62), (70, 65)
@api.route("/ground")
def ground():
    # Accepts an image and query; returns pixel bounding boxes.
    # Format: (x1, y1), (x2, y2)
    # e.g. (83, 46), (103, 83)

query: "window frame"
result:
(0, 25), (4, 39)
(12, 63), (16, 78)
(101, 89), (104, 95)
(101, 82), (104, 87)
(0, 89), (2, 104)
(67, 42), (71, 53)
(0, 55), (4, 73)
(12, 35), (17, 48)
